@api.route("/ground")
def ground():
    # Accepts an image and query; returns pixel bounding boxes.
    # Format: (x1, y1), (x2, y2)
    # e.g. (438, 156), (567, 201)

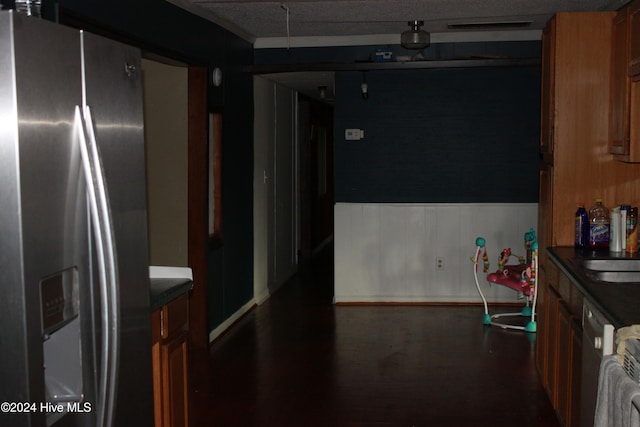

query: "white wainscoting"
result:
(334, 203), (538, 303)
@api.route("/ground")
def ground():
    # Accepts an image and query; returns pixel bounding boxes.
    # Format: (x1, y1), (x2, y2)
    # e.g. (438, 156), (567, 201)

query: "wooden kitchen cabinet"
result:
(610, 0), (640, 162)
(152, 293), (190, 427)
(538, 12), (616, 250)
(570, 318), (583, 427)
(538, 10), (640, 426)
(535, 265), (549, 387)
(539, 20), (556, 163)
(556, 299), (573, 425)
(545, 283), (561, 402)
(629, 0), (640, 77)
(539, 12), (640, 248)
(538, 165), (553, 266)
(610, 7), (631, 158)
(555, 296), (583, 427)
(536, 260), (583, 427)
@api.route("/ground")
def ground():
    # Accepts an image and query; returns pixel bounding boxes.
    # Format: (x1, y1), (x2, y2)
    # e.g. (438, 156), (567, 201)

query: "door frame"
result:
(187, 67), (209, 349)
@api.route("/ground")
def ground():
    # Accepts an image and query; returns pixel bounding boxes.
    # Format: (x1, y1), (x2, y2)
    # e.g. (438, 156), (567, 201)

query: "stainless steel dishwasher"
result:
(581, 299), (615, 427)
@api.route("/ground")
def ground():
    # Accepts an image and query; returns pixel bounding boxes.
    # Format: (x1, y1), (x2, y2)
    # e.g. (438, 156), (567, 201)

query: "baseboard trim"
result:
(254, 288), (271, 306)
(334, 301), (527, 307)
(208, 299), (257, 343)
(312, 235), (333, 257)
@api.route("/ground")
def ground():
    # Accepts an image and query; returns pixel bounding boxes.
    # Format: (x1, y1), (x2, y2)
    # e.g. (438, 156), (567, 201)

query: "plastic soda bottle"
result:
(589, 198), (610, 248)
(575, 203), (589, 248)
(626, 207), (638, 253)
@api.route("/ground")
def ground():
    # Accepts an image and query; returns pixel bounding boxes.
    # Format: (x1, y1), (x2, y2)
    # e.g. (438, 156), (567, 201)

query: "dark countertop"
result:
(548, 246), (640, 328)
(149, 278), (193, 312)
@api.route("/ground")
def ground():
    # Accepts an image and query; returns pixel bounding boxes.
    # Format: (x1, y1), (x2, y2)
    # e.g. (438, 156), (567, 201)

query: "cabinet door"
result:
(535, 266), (548, 383)
(630, 0), (640, 77)
(538, 165), (553, 263)
(629, 80), (640, 162)
(152, 310), (164, 427)
(611, 8), (631, 157)
(153, 294), (190, 427)
(540, 18), (556, 160)
(557, 300), (573, 426)
(569, 318), (583, 427)
(545, 286), (561, 405)
(161, 332), (189, 427)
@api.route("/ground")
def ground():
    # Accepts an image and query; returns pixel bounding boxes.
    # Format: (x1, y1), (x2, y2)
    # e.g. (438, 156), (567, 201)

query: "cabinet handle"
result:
(594, 336), (603, 350)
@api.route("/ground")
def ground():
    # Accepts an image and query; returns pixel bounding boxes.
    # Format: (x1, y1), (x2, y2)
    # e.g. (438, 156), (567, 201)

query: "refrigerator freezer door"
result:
(0, 12), (153, 427)
(0, 11), (94, 427)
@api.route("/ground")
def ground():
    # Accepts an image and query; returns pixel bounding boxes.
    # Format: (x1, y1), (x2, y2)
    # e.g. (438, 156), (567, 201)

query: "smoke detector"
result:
(401, 20), (430, 50)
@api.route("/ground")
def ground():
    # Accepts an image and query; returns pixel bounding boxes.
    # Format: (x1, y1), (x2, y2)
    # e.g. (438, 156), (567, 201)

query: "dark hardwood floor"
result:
(189, 245), (560, 426)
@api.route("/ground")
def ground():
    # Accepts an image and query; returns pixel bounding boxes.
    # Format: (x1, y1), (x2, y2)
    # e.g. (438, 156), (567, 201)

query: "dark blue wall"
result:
(255, 41), (541, 204)
(334, 66), (541, 203)
(255, 40), (541, 63)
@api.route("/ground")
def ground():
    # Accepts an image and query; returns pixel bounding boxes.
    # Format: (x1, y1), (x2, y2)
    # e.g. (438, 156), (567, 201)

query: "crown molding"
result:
(254, 30), (542, 49)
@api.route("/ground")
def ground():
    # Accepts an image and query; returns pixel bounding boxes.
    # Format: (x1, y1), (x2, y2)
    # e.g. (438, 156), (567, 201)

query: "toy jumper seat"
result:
(471, 230), (538, 333)
(486, 259), (533, 296)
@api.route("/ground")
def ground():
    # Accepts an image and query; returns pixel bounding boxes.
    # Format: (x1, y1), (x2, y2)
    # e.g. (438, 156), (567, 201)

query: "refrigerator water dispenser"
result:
(40, 268), (83, 425)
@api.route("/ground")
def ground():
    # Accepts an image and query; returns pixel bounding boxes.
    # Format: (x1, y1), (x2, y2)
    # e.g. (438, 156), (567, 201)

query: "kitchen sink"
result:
(581, 259), (640, 272)
(580, 259), (640, 283)
(585, 271), (640, 283)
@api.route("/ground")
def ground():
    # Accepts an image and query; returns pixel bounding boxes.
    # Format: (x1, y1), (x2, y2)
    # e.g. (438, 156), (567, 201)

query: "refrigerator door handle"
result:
(75, 106), (120, 427)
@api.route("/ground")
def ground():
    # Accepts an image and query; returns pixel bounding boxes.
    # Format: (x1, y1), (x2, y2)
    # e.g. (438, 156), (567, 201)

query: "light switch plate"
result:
(345, 129), (364, 140)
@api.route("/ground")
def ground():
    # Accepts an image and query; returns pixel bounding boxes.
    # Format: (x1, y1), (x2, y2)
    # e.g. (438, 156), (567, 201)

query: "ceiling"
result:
(167, 0), (629, 100)
(169, 0), (628, 44)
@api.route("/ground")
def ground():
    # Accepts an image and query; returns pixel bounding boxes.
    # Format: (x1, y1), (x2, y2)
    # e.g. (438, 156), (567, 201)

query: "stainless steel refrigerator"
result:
(0, 11), (154, 427)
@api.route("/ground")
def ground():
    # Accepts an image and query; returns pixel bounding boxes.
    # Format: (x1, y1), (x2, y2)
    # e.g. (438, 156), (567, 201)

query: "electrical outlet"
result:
(436, 257), (445, 270)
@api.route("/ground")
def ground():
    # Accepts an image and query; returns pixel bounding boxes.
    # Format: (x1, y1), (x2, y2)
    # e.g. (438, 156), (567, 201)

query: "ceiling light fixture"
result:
(401, 20), (430, 50)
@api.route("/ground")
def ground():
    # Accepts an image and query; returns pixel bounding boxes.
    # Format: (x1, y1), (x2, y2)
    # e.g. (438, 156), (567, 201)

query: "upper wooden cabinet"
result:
(610, 7), (631, 158)
(540, 12), (640, 247)
(540, 13), (614, 246)
(610, 0), (640, 162)
(609, 0), (640, 163)
(539, 20), (556, 162)
(629, 0), (640, 77)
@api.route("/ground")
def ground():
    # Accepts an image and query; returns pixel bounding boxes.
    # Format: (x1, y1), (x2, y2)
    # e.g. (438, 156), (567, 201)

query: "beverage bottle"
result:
(626, 207), (638, 253)
(621, 205), (631, 250)
(589, 198), (610, 248)
(610, 207), (623, 252)
(574, 203), (589, 248)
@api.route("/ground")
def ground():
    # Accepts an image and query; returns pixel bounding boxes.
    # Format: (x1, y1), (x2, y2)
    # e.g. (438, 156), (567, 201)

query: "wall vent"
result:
(448, 21), (533, 30)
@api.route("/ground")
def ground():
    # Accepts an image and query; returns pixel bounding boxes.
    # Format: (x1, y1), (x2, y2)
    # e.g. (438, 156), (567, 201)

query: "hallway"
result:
(189, 246), (560, 426)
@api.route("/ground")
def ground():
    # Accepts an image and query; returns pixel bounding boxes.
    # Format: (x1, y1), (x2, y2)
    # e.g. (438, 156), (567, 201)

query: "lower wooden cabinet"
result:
(557, 298), (573, 424)
(536, 260), (583, 427)
(535, 265), (549, 390)
(546, 286), (560, 401)
(152, 293), (190, 427)
(570, 318), (583, 427)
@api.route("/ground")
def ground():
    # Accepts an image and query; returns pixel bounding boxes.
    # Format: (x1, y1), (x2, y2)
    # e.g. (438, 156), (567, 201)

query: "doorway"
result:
(253, 77), (335, 302)
(299, 96), (334, 267)
(141, 57), (189, 267)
